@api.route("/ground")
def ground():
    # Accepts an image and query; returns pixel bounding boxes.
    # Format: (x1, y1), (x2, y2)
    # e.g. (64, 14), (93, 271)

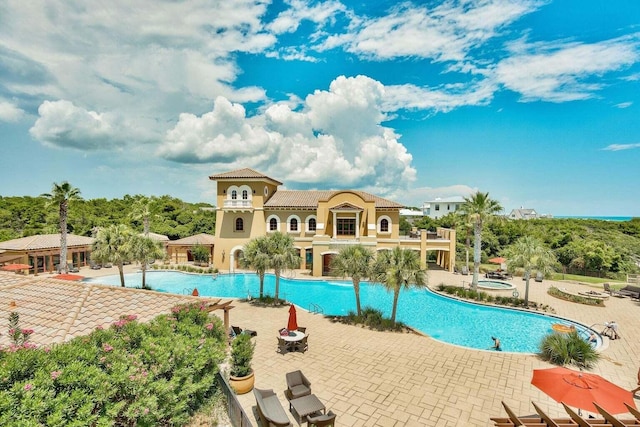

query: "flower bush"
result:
(0, 303), (226, 426)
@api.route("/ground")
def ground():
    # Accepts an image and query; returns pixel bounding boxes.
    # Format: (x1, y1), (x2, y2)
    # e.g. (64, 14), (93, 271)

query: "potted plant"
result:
(228, 333), (255, 394)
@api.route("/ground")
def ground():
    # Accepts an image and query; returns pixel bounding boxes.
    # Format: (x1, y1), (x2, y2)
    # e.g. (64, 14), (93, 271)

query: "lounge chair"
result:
(624, 403), (640, 422)
(277, 337), (290, 354)
(530, 401), (575, 427)
(489, 401), (546, 426)
(535, 271), (543, 282)
(618, 285), (640, 299)
(285, 370), (311, 401)
(561, 402), (607, 427)
(592, 402), (635, 427)
(253, 388), (292, 427)
(231, 325), (257, 338)
(307, 410), (336, 427)
(461, 266), (469, 275)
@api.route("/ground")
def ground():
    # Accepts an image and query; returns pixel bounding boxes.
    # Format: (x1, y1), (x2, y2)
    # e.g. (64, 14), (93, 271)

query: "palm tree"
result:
(92, 224), (134, 287)
(373, 247), (427, 325)
(330, 244), (374, 316)
(241, 236), (271, 298)
(41, 182), (82, 274)
(266, 232), (300, 303)
(459, 192), (502, 290)
(453, 211), (473, 273)
(126, 234), (165, 289)
(504, 235), (557, 306)
(129, 196), (157, 235)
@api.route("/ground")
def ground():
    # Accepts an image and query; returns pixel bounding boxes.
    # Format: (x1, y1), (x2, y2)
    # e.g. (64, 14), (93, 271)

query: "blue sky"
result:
(1, 0), (639, 216)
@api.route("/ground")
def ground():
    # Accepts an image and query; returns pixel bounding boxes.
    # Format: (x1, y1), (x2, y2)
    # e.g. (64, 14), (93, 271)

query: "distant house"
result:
(399, 208), (424, 224)
(166, 233), (215, 264)
(0, 234), (94, 273)
(507, 208), (552, 220)
(422, 197), (465, 219)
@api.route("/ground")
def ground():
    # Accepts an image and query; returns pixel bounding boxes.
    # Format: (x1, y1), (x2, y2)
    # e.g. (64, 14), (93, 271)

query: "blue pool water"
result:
(84, 271), (594, 353)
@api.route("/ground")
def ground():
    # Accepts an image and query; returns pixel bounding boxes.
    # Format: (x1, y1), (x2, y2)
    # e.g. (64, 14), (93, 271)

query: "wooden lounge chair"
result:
(285, 370), (311, 401)
(307, 410), (336, 427)
(624, 403), (640, 422)
(561, 402), (609, 427)
(494, 401), (545, 426)
(253, 388), (292, 427)
(592, 402), (638, 426)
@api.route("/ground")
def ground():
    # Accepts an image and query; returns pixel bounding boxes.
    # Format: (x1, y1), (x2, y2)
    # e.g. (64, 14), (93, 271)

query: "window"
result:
(290, 218), (298, 231)
(231, 190), (237, 200)
(336, 218), (356, 236)
(380, 218), (389, 232)
(435, 204), (440, 211)
(269, 218), (278, 231)
(242, 190), (248, 200)
(308, 218), (316, 231)
(235, 218), (243, 231)
(447, 204), (450, 210)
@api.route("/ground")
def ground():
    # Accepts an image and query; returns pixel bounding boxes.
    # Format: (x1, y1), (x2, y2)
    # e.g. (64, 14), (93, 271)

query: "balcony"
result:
(222, 200), (253, 212)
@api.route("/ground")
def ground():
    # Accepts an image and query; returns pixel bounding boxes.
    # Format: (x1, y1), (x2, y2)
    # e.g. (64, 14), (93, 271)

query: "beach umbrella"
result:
(488, 257), (507, 270)
(1, 264), (32, 271)
(531, 367), (636, 414)
(287, 304), (298, 331)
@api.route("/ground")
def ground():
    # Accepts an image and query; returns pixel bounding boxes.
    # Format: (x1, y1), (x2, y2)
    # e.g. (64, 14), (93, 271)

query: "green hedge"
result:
(0, 303), (227, 426)
(436, 284), (555, 313)
(547, 286), (605, 306)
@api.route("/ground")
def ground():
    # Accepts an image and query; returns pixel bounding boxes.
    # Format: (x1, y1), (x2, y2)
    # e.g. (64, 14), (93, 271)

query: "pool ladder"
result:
(308, 302), (324, 315)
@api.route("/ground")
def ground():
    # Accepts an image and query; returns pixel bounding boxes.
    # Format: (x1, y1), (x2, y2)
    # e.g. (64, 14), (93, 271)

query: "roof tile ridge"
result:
(57, 283), (93, 344)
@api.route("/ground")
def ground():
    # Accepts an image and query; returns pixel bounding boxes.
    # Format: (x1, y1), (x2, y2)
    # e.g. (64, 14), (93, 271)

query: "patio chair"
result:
(603, 283), (622, 297)
(293, 334), (308, 353)
(285, 370), (311, 401)
(277, 337), (290, 355)
(592, 402), (630, 427)
(535, 271), (543, 282)
(297, 326), (306, 333)
(306, 410), (336, 427)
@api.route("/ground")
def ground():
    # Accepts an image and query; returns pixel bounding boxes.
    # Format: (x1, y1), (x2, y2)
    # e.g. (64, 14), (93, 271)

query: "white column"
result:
(355, 212), (360, 238)
(332, 211), (337, 237)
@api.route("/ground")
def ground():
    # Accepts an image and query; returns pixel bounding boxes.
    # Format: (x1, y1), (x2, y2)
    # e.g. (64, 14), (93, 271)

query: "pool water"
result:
(84, 271), (594, 353)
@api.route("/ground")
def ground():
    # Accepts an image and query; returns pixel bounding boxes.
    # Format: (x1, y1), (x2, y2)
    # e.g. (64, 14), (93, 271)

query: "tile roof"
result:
(168, 233), (216, 245)
(145, 232), (169, 242)
(265, 190), (403, 209)
(209, 168), (283, 185)
(0, 272), (228, 347)
(0, 234), (94, 250)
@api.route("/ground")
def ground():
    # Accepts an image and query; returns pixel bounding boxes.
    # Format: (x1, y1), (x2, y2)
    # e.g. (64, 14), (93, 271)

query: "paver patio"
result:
(1, 267), (638, 426)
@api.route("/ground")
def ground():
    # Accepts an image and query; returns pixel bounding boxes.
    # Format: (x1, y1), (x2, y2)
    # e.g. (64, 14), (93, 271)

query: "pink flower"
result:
(21, 329), (34, 335)
(205, 323), (213, 330)
(143, 408), (149, 415)
(51, 371), (61, 380)
(24, 384), (32, 391)
(96, 325), (104, 330)
(127, 314), (137, 321)
(129, 375), (136, 381)
(102, 343), (113, 352)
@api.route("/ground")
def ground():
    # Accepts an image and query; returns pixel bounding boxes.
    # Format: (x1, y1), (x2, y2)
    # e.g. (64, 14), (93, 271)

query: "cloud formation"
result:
(0, 100), (25, 122)
(602, 143), (640, 151)
(158, 75), (417, 194)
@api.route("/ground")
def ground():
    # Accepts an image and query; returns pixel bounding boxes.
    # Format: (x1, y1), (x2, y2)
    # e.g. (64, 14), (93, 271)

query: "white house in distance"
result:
(508, 208), (553, 220)
(422, 197), (465, 219)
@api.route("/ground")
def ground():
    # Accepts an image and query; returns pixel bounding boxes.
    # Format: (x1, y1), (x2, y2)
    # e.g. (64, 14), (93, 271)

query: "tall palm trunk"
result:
(118, 262), (125, 287)
(391, 288), (400, 324)
(465, 228), (471, 272)
(59, 201), (69, 273)
(523, 270), (531, 306)
(354, 279), (361, 316)
(259, 271), (265, 298)
(472, 221), (481, 289)
(274, 268), (281, 301)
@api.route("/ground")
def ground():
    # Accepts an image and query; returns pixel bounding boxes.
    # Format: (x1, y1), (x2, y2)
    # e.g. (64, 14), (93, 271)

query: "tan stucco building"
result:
(210, 168), (456, 276)
(0, 234), (94, 273)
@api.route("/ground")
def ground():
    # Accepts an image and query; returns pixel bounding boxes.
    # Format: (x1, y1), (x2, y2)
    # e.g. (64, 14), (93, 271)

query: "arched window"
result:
(269, 217), (278, 231)
(308, 218), (316, 232)
(242, 190), (248, 200)
(290, 218), (298, 231)
(235, 218), (243, 231)
(380, 218), (389, 232)
(231, 190), (237, 200)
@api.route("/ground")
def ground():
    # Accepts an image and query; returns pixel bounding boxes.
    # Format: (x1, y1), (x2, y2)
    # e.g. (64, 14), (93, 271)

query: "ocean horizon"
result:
(554, 215), (635, 222)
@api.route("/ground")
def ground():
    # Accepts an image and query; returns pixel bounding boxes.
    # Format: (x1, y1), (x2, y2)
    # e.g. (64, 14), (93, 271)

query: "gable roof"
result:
(208, 168), (283, 185)
(264, 190), (403, 209)
(145, 232), (170, 242)
(0, 234), (94, 251)
(168, 233), (216, 246)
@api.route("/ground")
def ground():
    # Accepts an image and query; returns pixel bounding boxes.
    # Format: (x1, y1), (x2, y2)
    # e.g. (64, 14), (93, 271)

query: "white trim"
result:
(287, 215), (301, 233)
(377, 215), (392, 234)
(320, 250), (339, 256)
(306, 215), (318, 233)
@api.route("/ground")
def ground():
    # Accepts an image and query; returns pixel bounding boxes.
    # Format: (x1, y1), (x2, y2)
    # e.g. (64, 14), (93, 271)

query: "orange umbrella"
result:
(287, 304), (298, 331)
(1, 264), (32, 271)
(52, 274), (84, 281)
(531, 367), (636, 414)
(488, 257), (506, 264)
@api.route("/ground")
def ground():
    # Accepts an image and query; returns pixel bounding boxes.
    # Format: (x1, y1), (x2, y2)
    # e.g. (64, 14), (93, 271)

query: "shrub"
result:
(230, 334), (254, 378)
(539, 331), (599, 369)
(0, 303), (226, 426)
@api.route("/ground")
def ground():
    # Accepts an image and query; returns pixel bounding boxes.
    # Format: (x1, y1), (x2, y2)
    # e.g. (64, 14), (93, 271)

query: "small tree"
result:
(540, 331), (599, 369)
(191, 243), (211, 265)
(230, 334), (255, 377)
(504, 235), (557, 306)
(330, 244), (374, 316)
(241, 236), (270, 298)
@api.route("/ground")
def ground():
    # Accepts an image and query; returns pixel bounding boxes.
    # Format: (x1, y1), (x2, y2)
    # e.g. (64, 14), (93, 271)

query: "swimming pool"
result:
(84, 271), (596, 353)
(477, 280), (515, 290)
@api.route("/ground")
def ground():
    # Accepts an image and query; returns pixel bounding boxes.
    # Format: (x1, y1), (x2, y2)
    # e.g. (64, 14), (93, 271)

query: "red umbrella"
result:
(488, 257), (506, 264)
(287, 304), (298, 331)
(1, 264), (32, 271)
(52, 274), (84, 281)
(531, 367), (636, 414)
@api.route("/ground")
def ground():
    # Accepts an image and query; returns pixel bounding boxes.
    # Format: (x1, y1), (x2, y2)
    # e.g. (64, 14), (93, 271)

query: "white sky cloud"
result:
(494, 36), (640, 102)
(0, 100), (25, 122)
(615, 101), (632, 108)
(158, 75), (417, 195)
(602, 143), (640, 151)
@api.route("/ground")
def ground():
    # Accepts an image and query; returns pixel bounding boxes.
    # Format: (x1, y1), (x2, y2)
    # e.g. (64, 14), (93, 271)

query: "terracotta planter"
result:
(229, 370), (255, 395)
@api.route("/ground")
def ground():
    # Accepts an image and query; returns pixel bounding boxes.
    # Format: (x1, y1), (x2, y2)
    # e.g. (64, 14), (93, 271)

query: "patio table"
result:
(281, 330), (305, 342)
(289, 394), (325, 421)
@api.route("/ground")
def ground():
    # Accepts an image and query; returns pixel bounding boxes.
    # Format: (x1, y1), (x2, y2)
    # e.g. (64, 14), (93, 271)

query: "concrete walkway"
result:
(230, 269), (640, 426)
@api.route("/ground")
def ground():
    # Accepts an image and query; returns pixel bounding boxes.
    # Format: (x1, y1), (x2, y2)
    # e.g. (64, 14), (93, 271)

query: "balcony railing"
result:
(223, 200), (253, 209)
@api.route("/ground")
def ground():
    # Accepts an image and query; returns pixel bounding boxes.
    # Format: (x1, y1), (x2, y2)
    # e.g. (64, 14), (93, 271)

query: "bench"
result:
(618, 285), (640, 299)
(254, 388), (292, 427)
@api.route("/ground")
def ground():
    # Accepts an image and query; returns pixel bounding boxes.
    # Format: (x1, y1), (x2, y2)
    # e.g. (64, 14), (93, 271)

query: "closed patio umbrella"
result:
(531, 367), (636, 414)
(287, 304), (298, 331)
(1, 264), (32, 271)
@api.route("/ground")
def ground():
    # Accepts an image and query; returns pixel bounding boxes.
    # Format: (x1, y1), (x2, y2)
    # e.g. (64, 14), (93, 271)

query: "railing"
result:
(216, 371), (253, 427)
(308, 302), (324, 314)
(223, 200), (253, 208)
